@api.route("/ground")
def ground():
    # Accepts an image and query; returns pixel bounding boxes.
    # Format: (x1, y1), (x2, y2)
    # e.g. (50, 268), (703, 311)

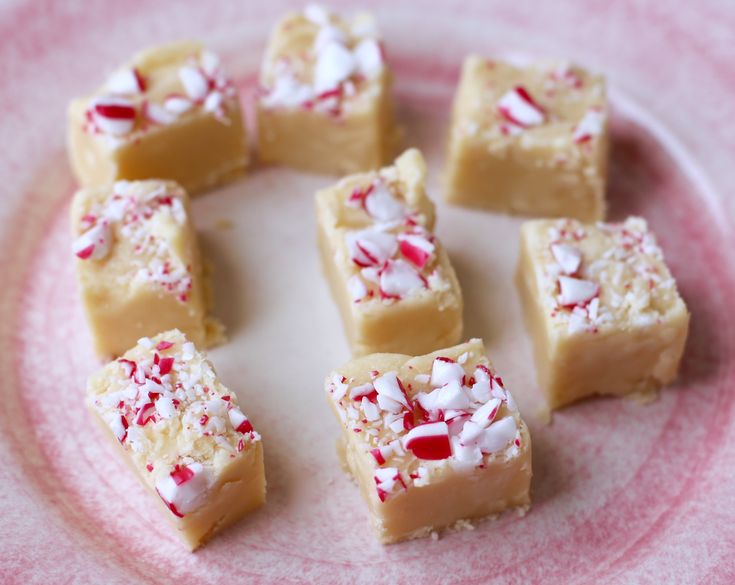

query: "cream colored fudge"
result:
(316, 149), (462, 356)
(87, 330), (265, 550)
(68, 41), (248, 195)
(516, 217), (690, 409)
(71, 180), (218, 358)
(445, 55), (609, 221)
(326, 338), (532, 543)
(257, 4), (400, 174)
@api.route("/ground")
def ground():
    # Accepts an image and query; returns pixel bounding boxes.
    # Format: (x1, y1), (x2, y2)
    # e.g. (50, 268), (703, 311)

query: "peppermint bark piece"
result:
(316, 149), (462, 356)
(516, 217), (690, 409)
(68, 41), (248, 194)
(70, 179), (219, 358)
(326, 338), (532, 543)
(444, 55), (609, 220)
(86, 330), (265, 550)
(257, 4), (400, 174)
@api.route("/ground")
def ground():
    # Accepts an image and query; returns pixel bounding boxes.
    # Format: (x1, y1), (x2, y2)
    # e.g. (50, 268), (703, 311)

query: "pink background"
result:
(1, 1), (734, 583)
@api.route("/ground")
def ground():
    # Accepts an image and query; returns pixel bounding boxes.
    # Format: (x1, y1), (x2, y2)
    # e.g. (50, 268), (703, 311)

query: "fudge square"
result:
(256, 4), (400, 174)
(516, 217), (690, 409)
(444, 55), (609, 221)
(325, 338), (532, 543)
(71, 179), (216, 358)
(68, 41), (248, 195)
(86, 330), (265, 550)
(316, 149), (463, 356)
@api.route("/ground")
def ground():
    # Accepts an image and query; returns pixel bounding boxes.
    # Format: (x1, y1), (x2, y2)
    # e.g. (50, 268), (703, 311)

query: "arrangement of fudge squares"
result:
(62, 3), (692, 551)
(445, 55), (609, 221)
(86, 330), (265, 550)
(68, 41), (249, 194)
(316, 149), (463, 355)
(70, 179), (218, 358)
(325, 339), (531, 543)
(257, 4), (400, 174)
(516, 217), (689, 409)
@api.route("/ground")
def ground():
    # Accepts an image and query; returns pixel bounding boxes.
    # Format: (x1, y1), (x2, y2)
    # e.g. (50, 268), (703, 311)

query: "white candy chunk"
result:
(106, 413), (127, 442)
(314, 41), (356, 93)
(200, 50), (221, 77)
(164, 95), (194, 114)
(379, 260), (425, 298)
(431, 379), (472, 411)
(573, 109), (606, 142)
(206, 397), (228, 417)
(361, 397), (381, 421)
(145, 102), (177, 125)
(450, 436), (483, 467)
(364, 183), (405, 222)
(347, 274), (368, 302)
(374, 372), (409, 410)
(315, 24), (347, 53)
(106, 68), (143, 95)
(479, 417), (517, 454)
(203, 90), (224, 113)
(354, 38), (383, 78)
(497, 87), (545, 127)
(179, 66), (209, 101)
(262, 74), (315, 108)
(430, 358), (465, 387)
(551, 243), (582, 275)
(330, 374), (348, 401)
(559, 276), (599, 306)
(458, 420), (484, 446)
(470, 398), (501, 429)
(470, 378), (492, 403)
(73, 222), (112, 260)
(155, 395), (176, 419)
(374, 466), (399, 492)
(346, 228), (397, 267)
(155, 462), (210, 515)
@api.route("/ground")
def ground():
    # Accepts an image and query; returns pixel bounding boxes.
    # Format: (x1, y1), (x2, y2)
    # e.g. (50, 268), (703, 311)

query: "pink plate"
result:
(2, 1), (735, 583)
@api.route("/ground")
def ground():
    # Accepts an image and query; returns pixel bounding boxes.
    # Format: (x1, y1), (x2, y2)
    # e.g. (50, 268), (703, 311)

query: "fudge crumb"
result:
(626, 388), (659, 405)
(214, 218), (234, 230)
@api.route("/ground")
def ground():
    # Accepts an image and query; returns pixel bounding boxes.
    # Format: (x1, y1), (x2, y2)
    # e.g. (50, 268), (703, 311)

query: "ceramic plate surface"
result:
(1, 1), (734, 583)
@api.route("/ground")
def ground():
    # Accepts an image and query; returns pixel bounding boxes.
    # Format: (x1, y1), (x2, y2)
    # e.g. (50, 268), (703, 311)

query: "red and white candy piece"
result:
(573, 108), (605, 143)
(403, 421), (452, 460)
(430, 357), (465, 387)
(108, 413), (129, 443)
(91, 97), (137, 136)
(551, 243), (582, 275)
(398, 232), (434, 269)
(373, 371), (410, 413)
(558, 275), (599, 307)
(379, 259), (425, 299)
(346, 229), (397, 267)
(497, 86), (546, 128)
(105, 67), (146, 95)
(73, 222), (112, 260)
(470, 397), (502, 429)
(179, 65), (209, 102)
(228, 408), (254, 434)
(155, 462), (210, 517)
(374, 467), (405, 502)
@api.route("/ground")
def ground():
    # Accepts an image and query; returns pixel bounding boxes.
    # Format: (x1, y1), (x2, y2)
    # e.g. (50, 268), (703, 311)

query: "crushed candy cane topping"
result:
(539, 217), (681, 333)
(89, 332), (260, 518)
(72, 181), (194, 302)
(83, 48), (237, 141)
(327, 349), (524, 503)
(341, 176), (446, 304)
(260, 5), (384, 116)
